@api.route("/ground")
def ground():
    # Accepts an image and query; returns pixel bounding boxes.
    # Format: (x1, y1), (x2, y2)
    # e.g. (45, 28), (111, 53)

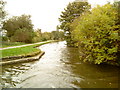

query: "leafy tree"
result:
(0, 0), (7, 42)
(0, 0), (7, 29)
(114, 1), (120, 25)
(35, 29), (42, 37)
(32, 29), (42, 42)
(72, 3), (120, 66)
(59, 1), (91, 46)
(58, 31), (64, 40)
(10, 28), (34, 43)
(41, 32), (51, 41)
(51, 31), (64, 40)
(51, 31), (59, 40)
(2, 15), (33, 39)
(113, 1), (120, 65)
(70, 16), (83, 47)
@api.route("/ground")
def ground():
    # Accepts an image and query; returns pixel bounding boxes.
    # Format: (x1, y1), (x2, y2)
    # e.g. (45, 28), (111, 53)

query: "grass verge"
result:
(0, 40), (55, 59)
(1, 42), (26, 48)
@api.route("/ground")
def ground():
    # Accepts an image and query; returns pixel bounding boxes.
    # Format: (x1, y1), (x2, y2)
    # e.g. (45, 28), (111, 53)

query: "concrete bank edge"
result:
(1, 50), (41, 61)
(0, 51), (45, 66)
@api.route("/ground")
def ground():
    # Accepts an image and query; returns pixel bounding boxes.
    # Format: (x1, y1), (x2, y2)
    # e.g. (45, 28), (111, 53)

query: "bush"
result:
(2, 36), (9, 41)
(10, 28), (34, 43)
(72, 4), (120, 66)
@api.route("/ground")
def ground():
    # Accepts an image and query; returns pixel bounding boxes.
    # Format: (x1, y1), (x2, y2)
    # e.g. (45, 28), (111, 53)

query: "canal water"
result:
(1, 41), (119, 88)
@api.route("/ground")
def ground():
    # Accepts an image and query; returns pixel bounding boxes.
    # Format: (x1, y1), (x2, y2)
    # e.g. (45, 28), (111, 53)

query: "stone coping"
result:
(1, 50), (41, 61)
(0, 51), (45, 66)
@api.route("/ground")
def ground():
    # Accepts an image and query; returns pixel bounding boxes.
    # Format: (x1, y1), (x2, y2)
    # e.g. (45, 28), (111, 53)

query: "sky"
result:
(4, 0), (114, 32)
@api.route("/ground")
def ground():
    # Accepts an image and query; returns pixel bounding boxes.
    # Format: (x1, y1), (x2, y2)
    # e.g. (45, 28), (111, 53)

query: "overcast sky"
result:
(4, 0), (114, 32)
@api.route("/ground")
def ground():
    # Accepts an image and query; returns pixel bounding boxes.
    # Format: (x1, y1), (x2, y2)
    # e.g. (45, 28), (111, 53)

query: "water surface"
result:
(1, 41), (119, 88)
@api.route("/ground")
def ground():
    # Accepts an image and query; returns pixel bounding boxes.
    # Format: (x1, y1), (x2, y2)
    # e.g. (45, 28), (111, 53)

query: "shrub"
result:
(10, 28), (34, 43)
(72, 4), (120, 65)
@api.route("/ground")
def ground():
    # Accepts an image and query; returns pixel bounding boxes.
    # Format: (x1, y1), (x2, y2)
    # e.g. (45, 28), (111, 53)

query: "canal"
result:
(1, 41), (119, 88)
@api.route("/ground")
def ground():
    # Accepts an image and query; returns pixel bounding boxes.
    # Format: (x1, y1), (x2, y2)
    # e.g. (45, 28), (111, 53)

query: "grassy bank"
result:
(0, 40), (55, 58)
(1, 42), (26, 48)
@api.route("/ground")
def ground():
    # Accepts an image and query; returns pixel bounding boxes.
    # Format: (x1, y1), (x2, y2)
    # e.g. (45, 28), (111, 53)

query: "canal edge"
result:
(0, 51), (45, 66)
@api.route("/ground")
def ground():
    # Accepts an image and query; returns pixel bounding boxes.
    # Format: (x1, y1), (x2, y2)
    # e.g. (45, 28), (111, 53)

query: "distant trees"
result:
(32, 29), (42, 43)
(51, 31), (59, 40)
(32, 30), (64, 43)
(40, 31), (64, 41)
(2, 15), (34, 43)
(2, 14), (65, 43)
(41, 32), (51, 41)
(2, 12), (65, 43)
(51, 31), (64, 40)
(59, 1), (91, 46)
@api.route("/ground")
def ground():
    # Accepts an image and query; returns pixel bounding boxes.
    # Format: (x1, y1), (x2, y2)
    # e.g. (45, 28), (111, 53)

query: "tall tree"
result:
(0, 0), (7, 42)
(0, 0), (7, 28)
(0, 0), (7, 36)
(59, 1), (91, 46)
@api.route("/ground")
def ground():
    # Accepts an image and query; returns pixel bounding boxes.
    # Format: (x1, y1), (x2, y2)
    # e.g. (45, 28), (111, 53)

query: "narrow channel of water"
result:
(1, 41), (119, 88)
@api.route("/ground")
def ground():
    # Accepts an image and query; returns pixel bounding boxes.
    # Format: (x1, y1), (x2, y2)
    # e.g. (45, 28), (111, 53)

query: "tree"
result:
(59, 1), (91, 46)
(0, 0), (7, 42)
(51, 30), (64, 40)
(58, 31), (64, 40)
(0, 0), (7, 29)
(10, 28), (34, 43)
(41, 32), (51, 41)
(2, 14), (33, 39)
(51, 31), (59, 40)
(32, 28), (42, 42)
(72, 3), (120, 66)
(114, 1), (120, 25)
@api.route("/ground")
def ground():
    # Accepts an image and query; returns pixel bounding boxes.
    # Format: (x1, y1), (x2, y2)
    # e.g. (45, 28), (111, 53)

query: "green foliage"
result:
(71, 4), (120, 66)
(1, 36), (8, 41)
(0, 0), (7, 40)
(10, 28), (34, 43)
(41, 32), (52, 41)
(59, 1), (91, 46)
(32, 29), (42, 42)
(51, 31), (59, 40)
(0, 0), (7, 24)
(1, 42), (25, 48)
(32, 30), (64, 43)
(32, 29), (42, 43)
(58, 31), (64, 40)
(51, 31), (64, 40)
(2, 14), (33, 38)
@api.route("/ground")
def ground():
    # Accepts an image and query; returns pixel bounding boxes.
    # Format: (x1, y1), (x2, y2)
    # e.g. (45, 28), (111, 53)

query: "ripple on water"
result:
(1, 41), (119, 88)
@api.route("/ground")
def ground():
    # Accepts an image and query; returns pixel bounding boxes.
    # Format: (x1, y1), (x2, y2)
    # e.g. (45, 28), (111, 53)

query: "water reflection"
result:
(1, 41), (119, 88)
(1, 62), (37, 88)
